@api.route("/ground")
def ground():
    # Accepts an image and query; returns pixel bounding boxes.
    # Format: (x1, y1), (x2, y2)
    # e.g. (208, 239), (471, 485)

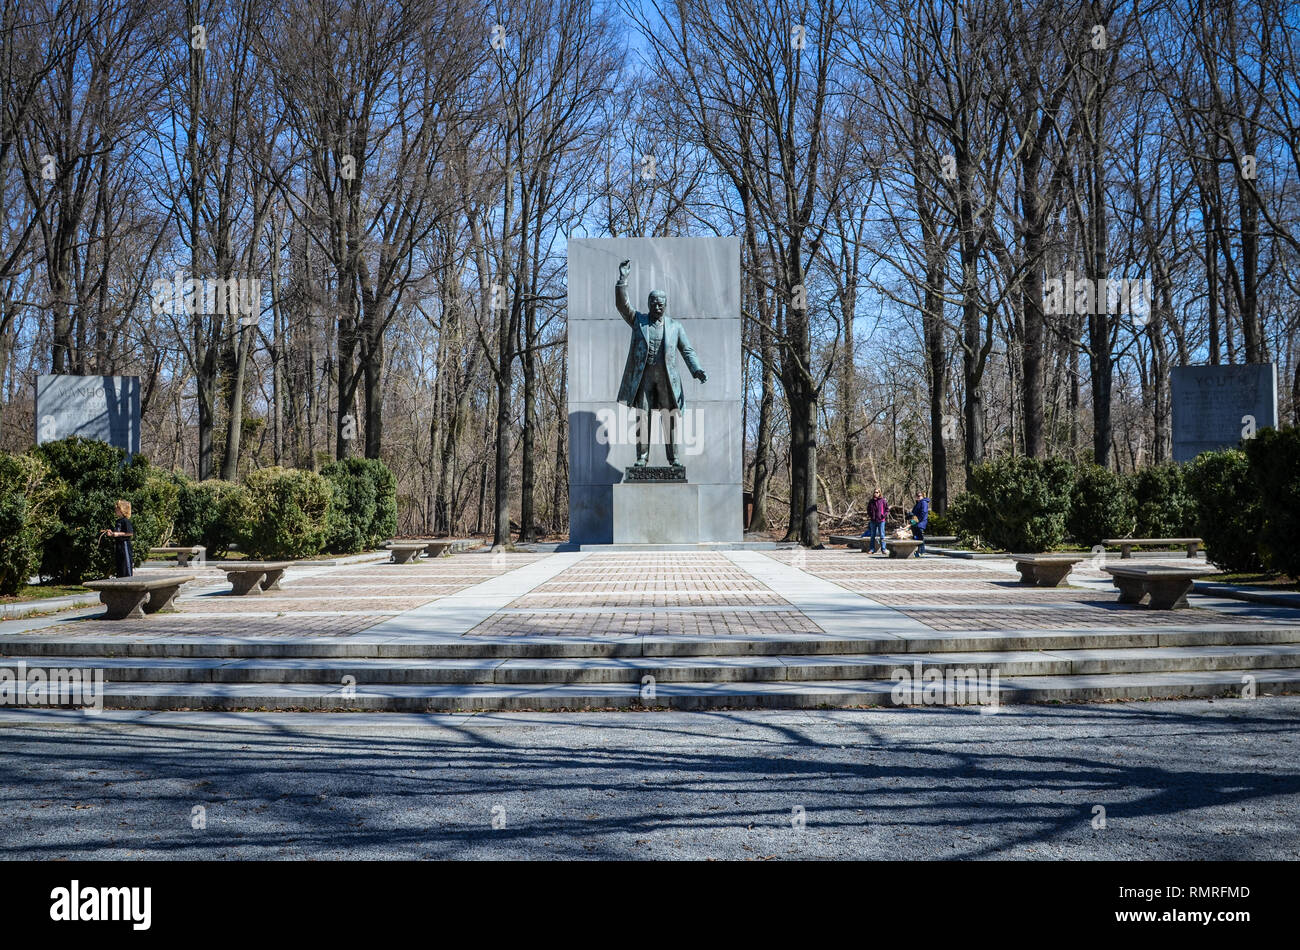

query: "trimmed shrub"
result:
(942, 493), (985, 548)
(0, 453), (58, 595)
(1185, 449), (1264, 573)
(924, 510), (955, 538)
(951, 456), (1075, 552)
(1245, 426), (1300, 579)
(234, 466), (332, 560)
(174, 476), (249, 557)
(1130, 464), (1195, 539)
(322, 457), (398, 553)
(1067, 463), (1135, 546)
(169, 471), (198, 541)
(132, 471), (180, 552)
(33, 437), (173, 583)
(371, 461), (398, 543)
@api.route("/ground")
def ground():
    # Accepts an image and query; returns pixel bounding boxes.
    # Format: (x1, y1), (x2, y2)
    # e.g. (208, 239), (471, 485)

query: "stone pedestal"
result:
(567, 237), (742, 545)
(613, 482), (700, 544)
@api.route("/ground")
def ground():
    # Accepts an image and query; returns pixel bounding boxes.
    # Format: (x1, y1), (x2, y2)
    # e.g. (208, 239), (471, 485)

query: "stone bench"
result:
(224, 561), (292, 595)
(1011, 554), (1085, 587)
(887, 539), (923, 559)
(85, 574), (196, 620)
(925, 535), (957, 546)
(386, 542), (429, 564)
(1103, 564), (1219, 609)
(1102, 537), (1203, 559)
(828, 535), (870, 550)
(149, 545), (206, 567)
(423, 541), (454, 557)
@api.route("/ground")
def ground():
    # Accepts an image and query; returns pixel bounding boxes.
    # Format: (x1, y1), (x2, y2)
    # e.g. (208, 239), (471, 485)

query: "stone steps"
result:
(7, 614), (1300, 708)
(23, 667), (1299, 710)
(7, 643), (1300, 686)
(5, 624), (1299, 659)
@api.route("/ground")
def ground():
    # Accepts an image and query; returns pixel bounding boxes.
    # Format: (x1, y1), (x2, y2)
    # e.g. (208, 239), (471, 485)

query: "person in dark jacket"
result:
(101, 499), (135, 577)
(861, 488), (889, 554)
(909, 491), (929, 556)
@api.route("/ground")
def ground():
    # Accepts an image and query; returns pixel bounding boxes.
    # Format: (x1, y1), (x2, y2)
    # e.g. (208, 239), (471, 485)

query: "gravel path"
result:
(1, 697), (1297, 860)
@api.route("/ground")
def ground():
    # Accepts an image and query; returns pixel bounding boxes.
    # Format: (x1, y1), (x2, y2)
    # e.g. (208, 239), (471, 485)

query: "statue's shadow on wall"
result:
(562, 409), (624, 549)
(101, 376), (137, 455)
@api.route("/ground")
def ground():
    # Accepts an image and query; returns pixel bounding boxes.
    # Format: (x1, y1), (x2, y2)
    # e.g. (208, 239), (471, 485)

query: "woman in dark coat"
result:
(101, 499), (135, 577)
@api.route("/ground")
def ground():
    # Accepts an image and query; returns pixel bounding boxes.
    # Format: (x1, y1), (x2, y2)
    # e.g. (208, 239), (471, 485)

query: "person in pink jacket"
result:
(861, 488), (888, 554)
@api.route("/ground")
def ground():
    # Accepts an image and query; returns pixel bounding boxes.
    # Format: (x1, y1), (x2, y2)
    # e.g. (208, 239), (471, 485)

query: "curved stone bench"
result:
(225, 561), (292, 595)
(1102, 537), (1203, 559)
(887, 539), (923, 559)
(1103, 564), (1218, 609)
(85, 574), (196, 620)
(386, 543), (428, 564)
(423, 541), (454, 558)
(149, 545), (206, 567)
(828, 535), (870, 550)
(1011, 554), (1085, 587)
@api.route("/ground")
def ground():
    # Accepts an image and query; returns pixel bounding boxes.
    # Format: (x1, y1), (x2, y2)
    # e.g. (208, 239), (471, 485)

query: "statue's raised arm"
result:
(614, 259), (635, 327)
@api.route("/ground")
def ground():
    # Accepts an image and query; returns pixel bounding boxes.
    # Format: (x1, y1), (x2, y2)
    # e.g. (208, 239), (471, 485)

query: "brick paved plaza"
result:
(3, 547), (1285, 639)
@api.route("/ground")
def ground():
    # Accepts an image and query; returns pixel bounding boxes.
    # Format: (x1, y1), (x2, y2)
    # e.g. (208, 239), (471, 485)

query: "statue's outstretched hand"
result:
(695, 369), (708, 383)
(618, 259), (631, 280)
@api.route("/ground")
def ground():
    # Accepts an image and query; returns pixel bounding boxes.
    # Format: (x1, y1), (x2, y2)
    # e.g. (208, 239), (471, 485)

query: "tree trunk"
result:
(839, 282), (856, 498)
(748, 324), (774, 532)
(800, 392), (820, 546)
(188, 0), (212, 478)
(551, 347), (568, 535)
(1087, 51), (1112, 469)
(493, 278), (517, 548)
(785, 386), (807, 543)
(219, 322), (252, 481)
(962, 291), (985, 476)
(363, 312), (383, 459)
(924, 253), (948, 513)
(519, 300), (537, 542)
(1021, 224), (1045, 457)
(1203, 164), (1221, 365)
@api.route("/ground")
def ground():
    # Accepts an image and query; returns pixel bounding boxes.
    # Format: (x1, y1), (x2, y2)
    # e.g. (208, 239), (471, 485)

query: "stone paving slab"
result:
(360, 552), (592, 640)
(760, 548), (1294, 630)
(177, 598), (433, 613)
(899, 606), (1260, 630)
(466, 609), (823, 638)
(509, 590), (789, 607)
(727, 549), (932, 635)
(280, 581), (499, 591)
(0, 551), (548, 640)
(534, 578), (772, 588)
(27, 615), (389, 638)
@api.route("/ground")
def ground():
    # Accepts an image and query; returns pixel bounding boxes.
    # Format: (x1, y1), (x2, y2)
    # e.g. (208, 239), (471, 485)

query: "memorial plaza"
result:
(1, 543), (1298, 860)
(3, 238), (1296, 867)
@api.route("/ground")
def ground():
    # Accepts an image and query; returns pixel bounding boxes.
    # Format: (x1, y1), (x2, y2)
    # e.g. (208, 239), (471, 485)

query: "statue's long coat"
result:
(614, 280), (704, 409)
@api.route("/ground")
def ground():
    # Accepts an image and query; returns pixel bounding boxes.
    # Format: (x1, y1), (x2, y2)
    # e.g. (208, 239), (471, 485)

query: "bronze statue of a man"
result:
(615, 258), (707, 468)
